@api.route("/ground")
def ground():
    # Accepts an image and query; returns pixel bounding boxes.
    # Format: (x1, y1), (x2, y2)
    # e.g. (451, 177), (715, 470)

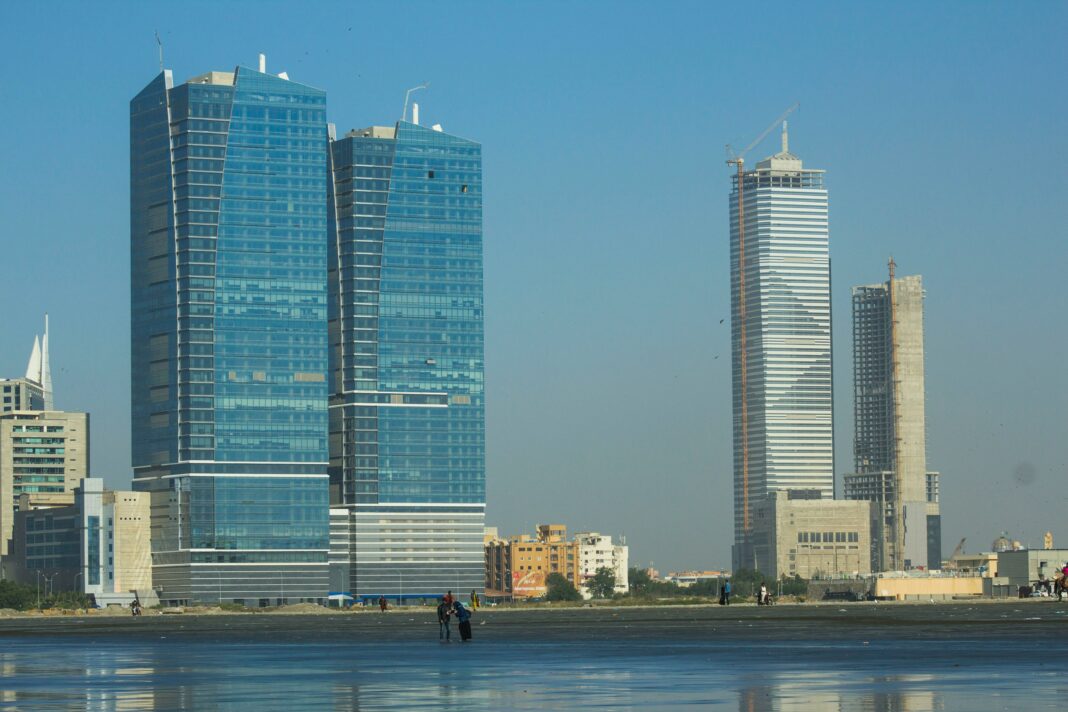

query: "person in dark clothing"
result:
(437, 598), (452, 641)
(453, 600), (473, 641)
(378, 595), (388, 612)
(723, 580), (731, 605)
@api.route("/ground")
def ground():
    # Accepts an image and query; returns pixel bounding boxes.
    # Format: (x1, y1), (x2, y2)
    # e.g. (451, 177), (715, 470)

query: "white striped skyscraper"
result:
(730, 126), (832, 569)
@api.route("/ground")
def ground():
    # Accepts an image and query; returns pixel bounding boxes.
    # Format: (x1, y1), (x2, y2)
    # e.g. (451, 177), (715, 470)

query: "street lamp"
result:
(44, 573), (58, 600)
(35, 570), (42, 609)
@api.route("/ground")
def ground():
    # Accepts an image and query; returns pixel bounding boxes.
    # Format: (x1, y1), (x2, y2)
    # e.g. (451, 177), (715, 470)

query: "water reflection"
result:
(737, 673), (946, 712)
(0, 636), (1055, 710)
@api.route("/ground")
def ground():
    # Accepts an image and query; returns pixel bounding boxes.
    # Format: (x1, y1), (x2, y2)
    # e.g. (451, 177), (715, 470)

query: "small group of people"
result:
(437, 590), (474, 642)
(130, 598), (142, 617)
(718, 580), (731, 605)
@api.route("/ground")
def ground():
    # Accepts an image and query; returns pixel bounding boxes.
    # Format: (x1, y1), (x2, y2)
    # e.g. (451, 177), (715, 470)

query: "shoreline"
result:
(0, 595), (1058, 621)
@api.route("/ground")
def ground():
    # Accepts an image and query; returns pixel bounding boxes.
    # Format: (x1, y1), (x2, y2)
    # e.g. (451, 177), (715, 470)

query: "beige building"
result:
(1, 410), (89, 560)
(485, 524), (581, 597)
(751, 490), (874, 580)
(10, 478), (151, 605)
(0, 378), (45, 414)
(873, 575), (984, 601)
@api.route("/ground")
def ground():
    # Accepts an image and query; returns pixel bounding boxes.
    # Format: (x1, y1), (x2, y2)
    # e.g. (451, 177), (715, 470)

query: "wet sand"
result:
(1, 602), (1065, 710)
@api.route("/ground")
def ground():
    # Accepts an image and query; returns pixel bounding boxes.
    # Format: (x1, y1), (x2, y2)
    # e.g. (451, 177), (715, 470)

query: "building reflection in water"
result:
(738, 673), (944, 712)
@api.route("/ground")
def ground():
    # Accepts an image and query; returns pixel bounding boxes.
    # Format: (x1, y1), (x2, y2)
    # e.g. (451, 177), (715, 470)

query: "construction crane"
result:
(888, 256), (906, 570)
(943, 538), (967, 569)
(725, 102), (798, 537)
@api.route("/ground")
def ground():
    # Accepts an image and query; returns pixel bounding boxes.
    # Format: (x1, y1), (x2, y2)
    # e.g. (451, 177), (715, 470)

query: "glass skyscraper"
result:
(729, 128), (832, 570)
(327, 120), (485, 601)
(130, 64), (330, 605)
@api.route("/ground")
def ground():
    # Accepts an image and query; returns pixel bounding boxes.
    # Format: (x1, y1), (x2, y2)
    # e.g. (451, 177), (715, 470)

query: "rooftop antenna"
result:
(154, 31), (164, 72)
(401, 82), (429, 122)
(41, 313), (53, 410)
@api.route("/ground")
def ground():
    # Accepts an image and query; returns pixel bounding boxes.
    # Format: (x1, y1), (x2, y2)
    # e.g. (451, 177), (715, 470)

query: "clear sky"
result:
(1, 1), (1065, 571)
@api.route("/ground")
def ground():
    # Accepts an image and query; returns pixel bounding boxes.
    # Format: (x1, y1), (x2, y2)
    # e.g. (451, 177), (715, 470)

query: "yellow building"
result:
(485, 524), (581, 597)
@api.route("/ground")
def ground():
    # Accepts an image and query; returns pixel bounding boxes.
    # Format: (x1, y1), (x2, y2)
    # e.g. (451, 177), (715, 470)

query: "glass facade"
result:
(729, 144), (832, 569)
(130, 66), (329, 604)
(328, 121), (485, 597)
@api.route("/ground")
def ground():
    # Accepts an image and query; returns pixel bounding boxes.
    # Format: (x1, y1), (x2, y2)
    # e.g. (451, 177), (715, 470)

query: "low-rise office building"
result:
(750, 490), (874, 580)
(996, 549), (1068, 588)
(9, 478), (151, 606)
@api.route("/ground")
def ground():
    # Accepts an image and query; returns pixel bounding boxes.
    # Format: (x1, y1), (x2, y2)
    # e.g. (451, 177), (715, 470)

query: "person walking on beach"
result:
(378, 595), (388, 612)
(437, 597), (452, 642)
(723, 579), (731, 605)
(454, 600), (473, 642)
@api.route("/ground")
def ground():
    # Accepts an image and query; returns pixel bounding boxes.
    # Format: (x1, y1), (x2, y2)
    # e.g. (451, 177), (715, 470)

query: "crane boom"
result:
(726, 102), (799, 162)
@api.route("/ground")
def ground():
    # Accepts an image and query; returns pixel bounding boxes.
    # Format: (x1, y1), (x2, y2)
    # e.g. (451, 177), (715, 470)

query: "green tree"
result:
(545, 572), (582, 602)
(728, 568), (767, 599)
(44, 590), (94, 610)
(687, 578), (721, 598)
(0, 580), (37, 610)
(780, 574), (808, 596)
(628, 566), (652, 595)
(587, 567), (617, 599)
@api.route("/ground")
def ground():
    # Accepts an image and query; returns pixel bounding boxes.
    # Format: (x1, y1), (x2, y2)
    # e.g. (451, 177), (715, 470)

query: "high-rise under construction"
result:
(844, 266), (940, 571)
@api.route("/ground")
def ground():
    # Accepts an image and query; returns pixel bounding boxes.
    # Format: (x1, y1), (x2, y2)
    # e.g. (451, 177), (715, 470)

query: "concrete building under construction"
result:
(844, 267), (940, 571)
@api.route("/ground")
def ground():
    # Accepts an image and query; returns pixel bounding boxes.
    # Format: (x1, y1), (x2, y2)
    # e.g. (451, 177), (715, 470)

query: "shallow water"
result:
(1, 603), (1066, 710)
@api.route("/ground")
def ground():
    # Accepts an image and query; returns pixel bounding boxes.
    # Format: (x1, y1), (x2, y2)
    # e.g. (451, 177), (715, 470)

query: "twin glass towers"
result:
(130, 63), (484, 604)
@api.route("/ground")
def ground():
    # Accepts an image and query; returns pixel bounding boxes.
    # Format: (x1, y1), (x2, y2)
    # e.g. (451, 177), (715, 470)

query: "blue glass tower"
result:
(130, 64), (329, 605)
(328, 120), (484, 601)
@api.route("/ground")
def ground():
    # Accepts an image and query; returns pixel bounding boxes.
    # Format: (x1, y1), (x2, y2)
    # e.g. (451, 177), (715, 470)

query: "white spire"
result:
(782, 120), (789, 154)
(41, 314), (53, 410)
(25, 335), (42, 383)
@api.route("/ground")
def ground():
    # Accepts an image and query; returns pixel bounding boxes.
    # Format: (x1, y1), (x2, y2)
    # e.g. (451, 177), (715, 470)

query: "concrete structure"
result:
(872, 574), (984, 601)
(575, 532), (629, 597)
(327, 117), (485, 601)
(996, 549), (1068, 589)
(750, 490), (873, 580)
(484, 525), (581, 598)
(131, 61), (330, 605)
(9, 478), (151, 606)
(1, 410), (89, 561)
(846, 270), (940, 571)
(843, 469), (942, 572)
(730, 126), (833, 570)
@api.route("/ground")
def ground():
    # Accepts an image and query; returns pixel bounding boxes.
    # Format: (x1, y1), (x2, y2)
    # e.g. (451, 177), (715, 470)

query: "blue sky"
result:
(1, 1), (1065, 570)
